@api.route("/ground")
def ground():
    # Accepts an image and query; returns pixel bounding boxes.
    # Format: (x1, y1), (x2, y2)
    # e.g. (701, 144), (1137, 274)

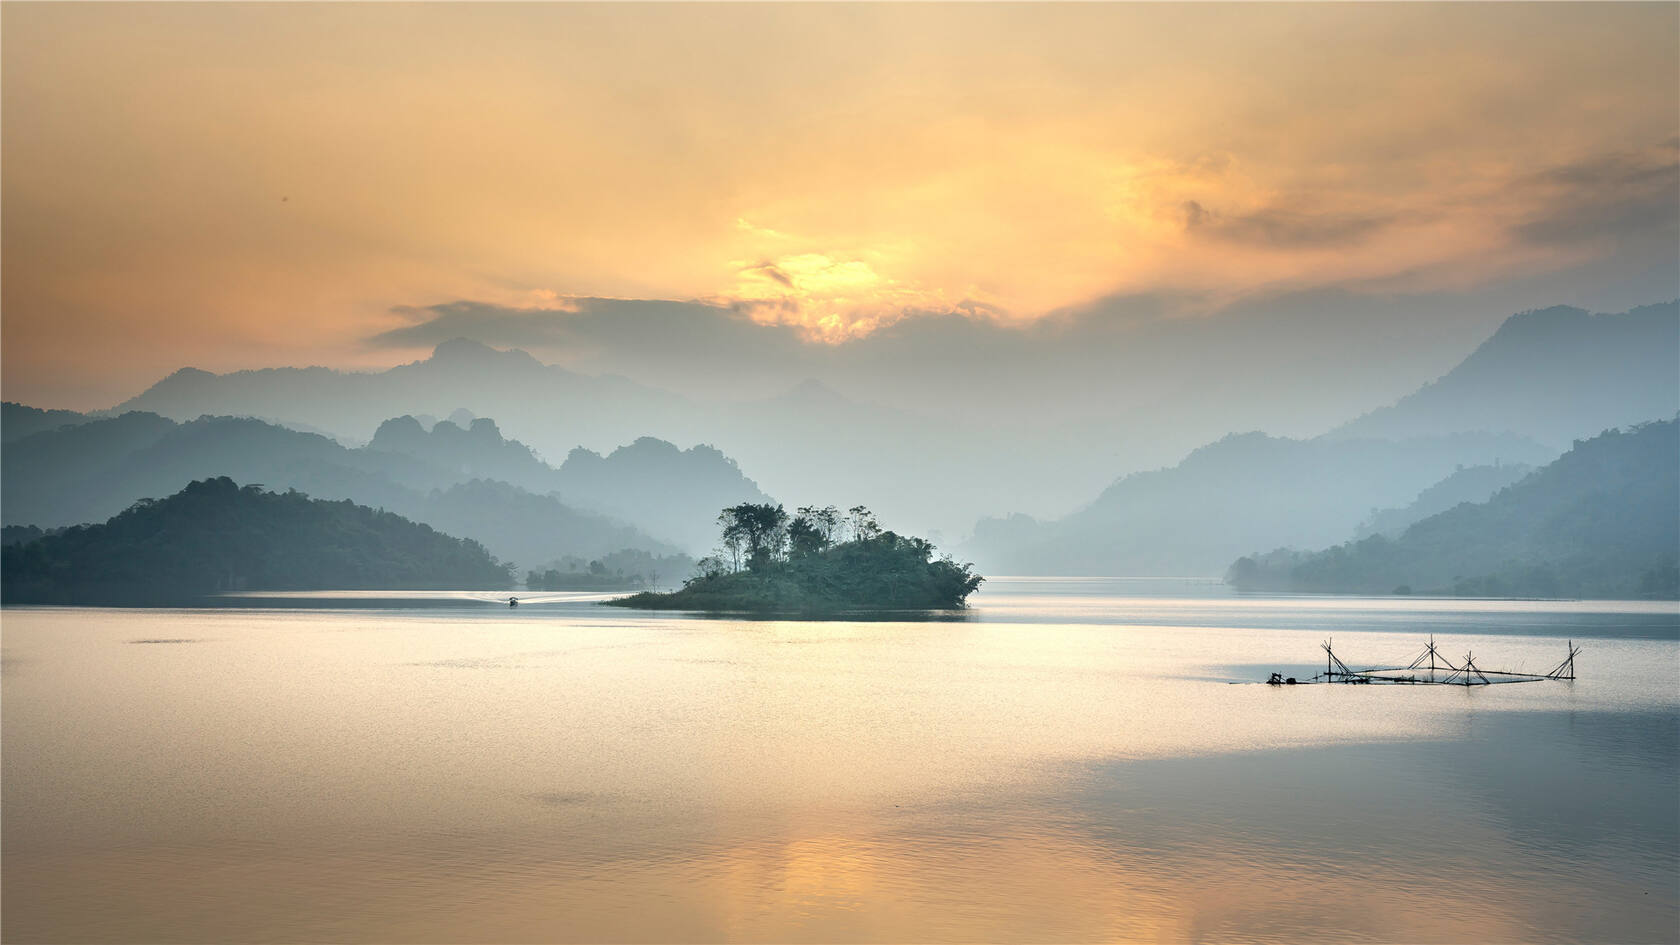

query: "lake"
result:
(4, 579), (1676, 943)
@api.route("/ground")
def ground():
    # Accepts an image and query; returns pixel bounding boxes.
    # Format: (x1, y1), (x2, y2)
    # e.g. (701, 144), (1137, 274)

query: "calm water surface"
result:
(4, 579), (1677, 943)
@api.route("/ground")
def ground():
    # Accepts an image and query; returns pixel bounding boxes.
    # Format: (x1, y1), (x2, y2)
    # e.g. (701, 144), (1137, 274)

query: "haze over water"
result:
(5, 580), (1675, 943)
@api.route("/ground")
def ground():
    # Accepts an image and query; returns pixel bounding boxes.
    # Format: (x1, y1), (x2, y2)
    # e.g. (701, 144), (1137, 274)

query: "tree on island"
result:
(718, 503), (789, 571)
(608, 502), (983, 612)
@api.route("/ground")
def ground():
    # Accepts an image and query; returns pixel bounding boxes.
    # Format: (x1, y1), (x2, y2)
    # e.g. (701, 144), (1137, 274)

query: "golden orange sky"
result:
(3, 3), (1677, 408)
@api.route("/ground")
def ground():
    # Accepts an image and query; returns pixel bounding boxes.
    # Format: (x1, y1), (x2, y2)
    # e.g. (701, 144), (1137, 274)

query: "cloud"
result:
(354, 281), (1573, 431)
(1182, 199), (1399, 249)
(364, 296), (822, 397)
(724, 251), (964, 342)
(740, 261), (795, 289)
(371, 300), (583, 350)
(1509, 141), (1680, 247)
(5, 3), (1677, 411)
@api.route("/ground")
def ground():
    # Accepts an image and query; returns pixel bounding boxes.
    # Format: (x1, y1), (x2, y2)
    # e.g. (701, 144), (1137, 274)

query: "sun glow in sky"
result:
(2, 2), (1676, 406)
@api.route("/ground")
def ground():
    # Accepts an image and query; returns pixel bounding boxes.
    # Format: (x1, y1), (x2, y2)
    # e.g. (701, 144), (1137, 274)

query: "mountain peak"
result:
(1484, 305), (1590, 344)
(368, 415), (428, 452)
(610, 436), (681, 460)
(135, 366), (218, 394)
(466, 417), (503, 440)
(426, 338), (542, 370)
(430, 337), (493, 358)
(1330, 300), (1678, 443)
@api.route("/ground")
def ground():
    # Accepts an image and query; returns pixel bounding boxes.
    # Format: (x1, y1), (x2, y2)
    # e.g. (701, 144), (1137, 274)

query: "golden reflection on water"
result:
(3, 813), (1550, 943)
(3, 590), (1676, 942)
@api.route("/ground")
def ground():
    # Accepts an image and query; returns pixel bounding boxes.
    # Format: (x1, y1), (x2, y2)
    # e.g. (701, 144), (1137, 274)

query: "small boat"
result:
(508, 597), (519, 608)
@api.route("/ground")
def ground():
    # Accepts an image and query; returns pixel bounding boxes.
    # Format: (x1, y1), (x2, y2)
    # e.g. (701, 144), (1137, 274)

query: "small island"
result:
(606, 504), (983, 613)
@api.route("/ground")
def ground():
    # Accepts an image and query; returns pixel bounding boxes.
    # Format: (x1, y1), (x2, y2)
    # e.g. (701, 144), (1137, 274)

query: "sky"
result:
(3, 2), (1677, 411)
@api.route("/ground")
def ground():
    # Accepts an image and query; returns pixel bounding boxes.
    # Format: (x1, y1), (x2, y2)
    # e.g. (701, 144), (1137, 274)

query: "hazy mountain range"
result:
(90, 301), (1675, 539)
(107, 342), (1089, 540)
(1352, 462), (1536, 540)
(958, 301), (1677, 575)
(4, 299), (1676, 582)
(1332, 302), (1679, 444)
(1229, 419), (1679, 598)
(1, 411), (766, 569)
(1, 403), (89, 444)
(960, 431), (1558, 576)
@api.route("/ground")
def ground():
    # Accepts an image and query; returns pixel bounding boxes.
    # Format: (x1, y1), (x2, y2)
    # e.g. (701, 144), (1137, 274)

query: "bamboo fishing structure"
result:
(1266, 635), (1580, 686)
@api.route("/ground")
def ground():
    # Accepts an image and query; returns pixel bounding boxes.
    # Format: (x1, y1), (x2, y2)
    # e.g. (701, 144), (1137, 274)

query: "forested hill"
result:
(1228, 419), (1680, 599)
(2, 477), (512, 603)
(2, 401), (89, 443)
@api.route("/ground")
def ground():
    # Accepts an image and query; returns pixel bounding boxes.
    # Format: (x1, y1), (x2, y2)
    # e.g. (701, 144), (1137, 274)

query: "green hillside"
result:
(2, 477), (513, 603)
(1228, 420), (1679, 598)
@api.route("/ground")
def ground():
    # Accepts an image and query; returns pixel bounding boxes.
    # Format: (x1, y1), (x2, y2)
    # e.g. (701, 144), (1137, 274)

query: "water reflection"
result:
(3, 592), (1676, 942)
(1061, 709), (1678, 942)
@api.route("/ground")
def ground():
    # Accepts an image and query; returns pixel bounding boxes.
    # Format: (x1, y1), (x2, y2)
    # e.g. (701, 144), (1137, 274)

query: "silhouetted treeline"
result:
(525, 549), (694, 590)
(610, 503), (982, 612)
(1, 525), (64, 547)
(1227, 420), (1679, 599)
(2, 402), (90, 443)
(2, 477), (512, 603)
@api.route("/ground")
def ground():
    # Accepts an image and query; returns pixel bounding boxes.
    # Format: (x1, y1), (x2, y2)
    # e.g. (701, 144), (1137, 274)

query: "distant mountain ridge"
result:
(1229, 419), (1679, 598)
(1332, 301), (1679, 444)
(2, 402), (91, 443)
(963, 300), (1677, 576)
(362, 417), (771, 549)
(96, 339), (1128, 538)
(1353, 462), (1535, 540)
(29, 297), (1680, 564)
(555, 437), (771, 551)
(5, 412), (429, 528)
(112, 338), (693, 454)
(962, 430), (1556, 576)
(368, 414), (558, 493)
(0, 412), (733, 567)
